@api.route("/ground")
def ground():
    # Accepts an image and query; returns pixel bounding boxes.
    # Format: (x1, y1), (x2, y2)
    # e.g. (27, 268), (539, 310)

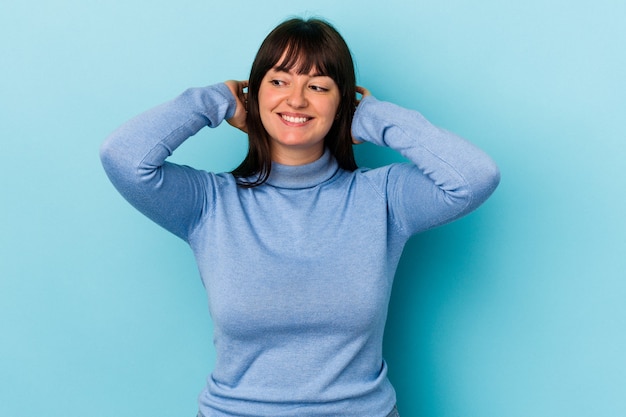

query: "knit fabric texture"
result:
(100, 83), (500, 417)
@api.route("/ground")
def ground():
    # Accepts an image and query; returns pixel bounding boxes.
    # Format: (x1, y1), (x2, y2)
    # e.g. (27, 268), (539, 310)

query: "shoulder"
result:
(353, 163), (411, 183)
(342, 164), (401, 198)
(206, 171), (240, 190)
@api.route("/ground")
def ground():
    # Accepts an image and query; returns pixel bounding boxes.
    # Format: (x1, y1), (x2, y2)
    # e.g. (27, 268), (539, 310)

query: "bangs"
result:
(251, 18), (353, 87)
(273, 35), (334, 77)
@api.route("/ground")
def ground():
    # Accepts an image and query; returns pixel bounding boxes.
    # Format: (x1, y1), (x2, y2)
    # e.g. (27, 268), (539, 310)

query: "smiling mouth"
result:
(280, 114), (311, 124)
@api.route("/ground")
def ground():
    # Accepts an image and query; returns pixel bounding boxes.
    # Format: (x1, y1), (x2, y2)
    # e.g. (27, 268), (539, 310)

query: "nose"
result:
(286, 86), (308, 108)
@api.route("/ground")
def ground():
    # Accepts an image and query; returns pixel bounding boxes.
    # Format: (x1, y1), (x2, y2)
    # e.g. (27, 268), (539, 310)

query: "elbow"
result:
(99, 132), (139, 186)
(490, 157), (501, 190)
(99, 134), (125, 178)
(471, 156), (501, 206)
(99, 136), (114, 171)
(484, 157), (501, 194)
(99, 132), (165, 193)
(99, 135), (115, 175)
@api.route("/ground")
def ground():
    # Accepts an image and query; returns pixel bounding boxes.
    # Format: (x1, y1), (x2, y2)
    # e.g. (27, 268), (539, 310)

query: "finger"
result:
(356, 86), (371, 97)
(352, 137), (363, 145)
(240, 81), (249, 110)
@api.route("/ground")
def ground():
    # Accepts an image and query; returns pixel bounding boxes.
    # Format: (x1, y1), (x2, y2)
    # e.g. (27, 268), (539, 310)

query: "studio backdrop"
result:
(1, 0), (625, 416)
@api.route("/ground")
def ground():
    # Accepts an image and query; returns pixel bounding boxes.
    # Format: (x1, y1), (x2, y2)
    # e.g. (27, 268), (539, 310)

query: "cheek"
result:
(256, 90), (273, 122)
(257, 87), (267, 109)
(330, 94), (341, 115)
(324, 97), (341, 120)
(258, 107), (273, 135)
(257, 82), (275, 105)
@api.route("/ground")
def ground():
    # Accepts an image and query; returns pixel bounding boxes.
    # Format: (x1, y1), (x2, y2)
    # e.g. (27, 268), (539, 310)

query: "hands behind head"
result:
(355, 86), (371, 101)
(352, 86), (371, 144)
(225, 80), (249, 133)
(225, 80), (371, 143)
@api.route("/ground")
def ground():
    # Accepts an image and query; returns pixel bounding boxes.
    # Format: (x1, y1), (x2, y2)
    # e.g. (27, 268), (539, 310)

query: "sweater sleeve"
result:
(99, 83), (236, 240)
(351, 95), (500, 236)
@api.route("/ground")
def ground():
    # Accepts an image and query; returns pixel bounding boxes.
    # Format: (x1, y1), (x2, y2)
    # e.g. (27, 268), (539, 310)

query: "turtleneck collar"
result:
(265, 148), (339, 189)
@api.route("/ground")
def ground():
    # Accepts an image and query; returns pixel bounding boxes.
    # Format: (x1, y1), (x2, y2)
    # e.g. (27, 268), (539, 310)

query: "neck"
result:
(270, 143), (325, 166)
(265, 148), (338, 189)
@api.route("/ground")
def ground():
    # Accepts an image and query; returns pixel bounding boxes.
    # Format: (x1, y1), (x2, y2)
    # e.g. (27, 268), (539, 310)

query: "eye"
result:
(270, 79), (285, 87)
(309, 85), (329, 92)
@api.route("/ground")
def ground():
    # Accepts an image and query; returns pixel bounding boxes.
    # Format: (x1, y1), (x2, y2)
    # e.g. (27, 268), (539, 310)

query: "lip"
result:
(278, 112), (313, 126)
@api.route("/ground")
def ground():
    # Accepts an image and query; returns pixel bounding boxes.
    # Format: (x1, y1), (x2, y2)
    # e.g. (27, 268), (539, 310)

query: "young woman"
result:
(100, 17), (500, 417)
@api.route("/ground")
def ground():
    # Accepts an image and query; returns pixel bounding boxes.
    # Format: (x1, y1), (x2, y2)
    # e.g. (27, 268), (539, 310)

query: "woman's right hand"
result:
(225, 80), (249, 133)
(352, 86), (372, 144)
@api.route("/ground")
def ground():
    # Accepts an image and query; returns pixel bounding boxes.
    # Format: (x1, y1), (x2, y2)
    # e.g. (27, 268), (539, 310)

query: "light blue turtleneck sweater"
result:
(100, 83), (500, 417)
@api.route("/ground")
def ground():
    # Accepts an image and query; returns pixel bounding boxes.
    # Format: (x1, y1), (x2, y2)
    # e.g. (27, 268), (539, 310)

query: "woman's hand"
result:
(356, 85), (371, 101)
(225, 80), (249, 133)
(352, 86), (372, 144)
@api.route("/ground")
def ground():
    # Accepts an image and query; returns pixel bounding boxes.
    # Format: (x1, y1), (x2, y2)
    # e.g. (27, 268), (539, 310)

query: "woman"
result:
(100, 17), (500, 417)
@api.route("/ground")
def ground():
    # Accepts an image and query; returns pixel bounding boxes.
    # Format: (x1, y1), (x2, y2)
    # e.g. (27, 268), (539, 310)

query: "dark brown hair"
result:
(231, 17), (358, 187)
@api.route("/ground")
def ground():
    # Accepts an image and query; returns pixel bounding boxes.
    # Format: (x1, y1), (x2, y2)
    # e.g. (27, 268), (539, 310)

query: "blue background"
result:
(1, 0), (624, 416)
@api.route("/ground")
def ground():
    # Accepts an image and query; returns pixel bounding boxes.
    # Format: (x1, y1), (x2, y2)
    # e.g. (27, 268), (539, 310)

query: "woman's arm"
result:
(352, 94), (500, 236)
(99, 83), (237, 240)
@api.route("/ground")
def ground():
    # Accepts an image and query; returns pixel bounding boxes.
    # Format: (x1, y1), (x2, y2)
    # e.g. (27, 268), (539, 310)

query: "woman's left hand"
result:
(225, 80), (249, 133)
(352, 86), (372, 144)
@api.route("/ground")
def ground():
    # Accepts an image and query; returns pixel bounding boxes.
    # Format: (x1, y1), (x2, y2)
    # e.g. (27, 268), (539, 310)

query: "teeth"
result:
(282, 115), (309, 124)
